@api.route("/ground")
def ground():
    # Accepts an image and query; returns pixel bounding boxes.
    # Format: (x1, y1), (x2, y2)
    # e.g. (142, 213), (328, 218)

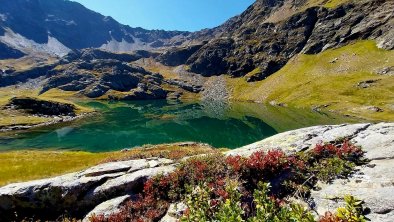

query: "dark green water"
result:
(0, 100), (359, 152)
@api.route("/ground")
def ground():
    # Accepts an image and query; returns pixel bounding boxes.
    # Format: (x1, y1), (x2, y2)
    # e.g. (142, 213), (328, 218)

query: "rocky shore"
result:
(0, 123), (393, 221)
(0, 113), (90, 132)
(0, 97), (94, 132)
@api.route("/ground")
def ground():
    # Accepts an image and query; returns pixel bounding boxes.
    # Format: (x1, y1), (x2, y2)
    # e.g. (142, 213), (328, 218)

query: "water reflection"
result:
(0, 100), (359, 152)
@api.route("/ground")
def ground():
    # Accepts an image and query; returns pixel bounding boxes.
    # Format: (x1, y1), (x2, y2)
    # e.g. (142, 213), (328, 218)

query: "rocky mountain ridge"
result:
(1, 0), (393, 81)
(159, 0), (394, 81)
(0, 0), (190, 58)
(0, 0), (392, 122)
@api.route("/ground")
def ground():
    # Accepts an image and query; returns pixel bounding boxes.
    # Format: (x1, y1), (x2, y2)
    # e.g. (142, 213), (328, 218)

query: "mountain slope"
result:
(227, 40), (394, 121)
(0, 0), (393, 122)
(158, 0), (393, 82)
(0, 0), (189, 58)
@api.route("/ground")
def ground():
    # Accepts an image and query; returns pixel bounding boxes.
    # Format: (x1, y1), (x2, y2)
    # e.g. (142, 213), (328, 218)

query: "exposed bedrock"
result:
(227, 122), (394, 222)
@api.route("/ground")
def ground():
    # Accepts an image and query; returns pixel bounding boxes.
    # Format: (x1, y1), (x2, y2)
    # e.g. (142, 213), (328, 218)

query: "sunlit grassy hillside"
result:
(227, 40), (394, 121)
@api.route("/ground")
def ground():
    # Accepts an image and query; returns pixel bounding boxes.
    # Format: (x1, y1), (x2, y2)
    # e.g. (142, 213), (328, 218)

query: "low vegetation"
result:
(306, 0), (352, 8)
(90, 140), (367, 222)
(0, 143), (216, 186)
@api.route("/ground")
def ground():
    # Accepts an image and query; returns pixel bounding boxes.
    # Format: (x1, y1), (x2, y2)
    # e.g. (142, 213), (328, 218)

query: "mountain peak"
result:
(0, 0), (190, 58)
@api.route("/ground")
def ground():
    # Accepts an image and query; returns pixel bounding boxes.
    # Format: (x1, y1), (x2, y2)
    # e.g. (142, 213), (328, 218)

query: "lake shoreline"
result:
(0, 100), (362, 151)
(0, 111), (95, 133)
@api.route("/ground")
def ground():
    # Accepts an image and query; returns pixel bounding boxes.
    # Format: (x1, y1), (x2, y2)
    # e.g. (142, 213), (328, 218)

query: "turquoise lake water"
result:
(0, 100), (359, 152)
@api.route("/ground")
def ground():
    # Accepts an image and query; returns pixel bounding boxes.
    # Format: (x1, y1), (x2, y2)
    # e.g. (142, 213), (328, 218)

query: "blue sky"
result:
(72, 0), (255, 31)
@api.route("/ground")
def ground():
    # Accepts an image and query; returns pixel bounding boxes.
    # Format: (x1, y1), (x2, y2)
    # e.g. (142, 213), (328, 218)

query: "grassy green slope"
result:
(306, 0), (352, 8)
(227, 40), (394, 121)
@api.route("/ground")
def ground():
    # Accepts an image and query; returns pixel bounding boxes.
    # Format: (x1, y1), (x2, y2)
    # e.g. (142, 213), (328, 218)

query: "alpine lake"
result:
(0, 100), (362, 152)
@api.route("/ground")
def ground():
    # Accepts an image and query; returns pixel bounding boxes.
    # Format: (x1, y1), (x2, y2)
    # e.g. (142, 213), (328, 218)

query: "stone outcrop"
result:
(7, 97), (76, 116)
(159, 202), (187, 222)
(82, 195), (131, 222)
(0, 158), (175, 221)
(0, 64), (56, 87)
(157, 44), (204, 67)
(227, 122), (394, 222)
(40, 51), (168, 100)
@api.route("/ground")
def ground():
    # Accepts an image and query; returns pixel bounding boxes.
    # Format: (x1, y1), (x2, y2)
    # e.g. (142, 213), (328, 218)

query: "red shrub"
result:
(319, 212), (342, 222)
(246, 150), (294, 179)
(313, 140), (363, 161)
(226, 155), (246, 172)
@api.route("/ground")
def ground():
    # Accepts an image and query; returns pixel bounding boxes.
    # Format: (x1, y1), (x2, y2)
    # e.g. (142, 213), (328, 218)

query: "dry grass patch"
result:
(0, 143), (219, 187)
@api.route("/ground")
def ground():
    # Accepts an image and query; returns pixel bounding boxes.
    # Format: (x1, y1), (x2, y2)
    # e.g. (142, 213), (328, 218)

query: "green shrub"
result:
(215, 180), (245, 222)
(337, 195), (366, 222)
(181, 184), (212, 222)
(319, 195), (367, 222)
(249, 182), (315, 222)
(311, 157), (356, 182)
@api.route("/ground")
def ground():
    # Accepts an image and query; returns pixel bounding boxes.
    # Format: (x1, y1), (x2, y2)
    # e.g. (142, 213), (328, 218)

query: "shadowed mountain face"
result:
(0, 42), (25, 59)
(0, 0), (189, 57)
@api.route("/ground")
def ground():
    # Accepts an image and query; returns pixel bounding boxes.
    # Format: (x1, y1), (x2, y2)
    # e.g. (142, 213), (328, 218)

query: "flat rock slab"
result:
(226, 123), (386, 157)
(82, 158), (173, 177)
(89, 165), (176, 199)
(0, 158), (175, 220)
(83, 195), (131, 222)
(351, 123), (394, 160)
(226, 122), (394, 221)
(311, 158), (394, 222)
